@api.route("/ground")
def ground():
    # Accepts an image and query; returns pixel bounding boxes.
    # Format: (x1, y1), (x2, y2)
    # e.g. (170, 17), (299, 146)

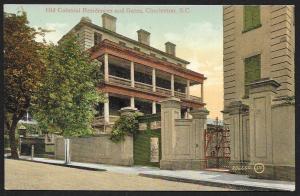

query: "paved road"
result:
(5, 159), (234, 191)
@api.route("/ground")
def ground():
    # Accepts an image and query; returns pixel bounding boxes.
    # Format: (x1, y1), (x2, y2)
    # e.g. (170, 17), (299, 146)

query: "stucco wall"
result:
(54, 135), (133, 166)
(271, 103), (295, 166)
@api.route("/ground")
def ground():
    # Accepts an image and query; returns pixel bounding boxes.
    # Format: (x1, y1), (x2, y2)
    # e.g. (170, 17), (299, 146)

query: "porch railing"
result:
(106, 75), (202, 102)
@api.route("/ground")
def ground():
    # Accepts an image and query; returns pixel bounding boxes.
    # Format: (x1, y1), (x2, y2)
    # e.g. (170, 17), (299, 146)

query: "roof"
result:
(60, 19), (190, 65)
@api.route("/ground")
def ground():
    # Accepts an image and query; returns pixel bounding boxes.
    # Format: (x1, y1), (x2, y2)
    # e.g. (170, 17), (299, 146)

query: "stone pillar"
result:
(152, 101), (156, 114)
(186, 80), (190, 99)
(159, 97), (181, 169)
(247, 79), (293, 180)
(130, 97), (135, 108)
(152, 68), (156, 92)
(225, 101), (249, 174)
(104, 93), (109, 124)
(104, 53), (109, 82)
(190, 108), (209, 169)
(130, 61), (135, 87)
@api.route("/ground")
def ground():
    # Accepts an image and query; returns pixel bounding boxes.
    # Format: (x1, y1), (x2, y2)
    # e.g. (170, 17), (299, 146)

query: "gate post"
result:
(247, 79), (295, 181)
(159, 97), (181, 169)
(190, 108), (209, 169)
(225, 101), (249, 174)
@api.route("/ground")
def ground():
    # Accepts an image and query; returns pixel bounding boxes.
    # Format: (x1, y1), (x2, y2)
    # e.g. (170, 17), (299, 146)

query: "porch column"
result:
(104, 93), (109, 124)
(152, 68), (156, 92)
(130, 97), (135, 108)
(171, 74), (174, 96)
(185, 107), (191, 119)
(131, 61), (135, 87)
(104, 53), (109, 82)
(186, 80), (190, 99)
(201, 83), (204, 102)
(152, 101), (156, 114)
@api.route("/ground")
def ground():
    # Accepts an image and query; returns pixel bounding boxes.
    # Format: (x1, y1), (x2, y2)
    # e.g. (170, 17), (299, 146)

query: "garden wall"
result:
(54, 134), (133, 166)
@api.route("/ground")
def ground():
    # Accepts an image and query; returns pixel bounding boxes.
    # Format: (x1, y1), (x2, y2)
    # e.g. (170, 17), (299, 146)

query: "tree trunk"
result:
(9, 118), (19, 159)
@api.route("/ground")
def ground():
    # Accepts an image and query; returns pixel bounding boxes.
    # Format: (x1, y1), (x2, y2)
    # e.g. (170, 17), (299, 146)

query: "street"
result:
(5, 159), (234, 191)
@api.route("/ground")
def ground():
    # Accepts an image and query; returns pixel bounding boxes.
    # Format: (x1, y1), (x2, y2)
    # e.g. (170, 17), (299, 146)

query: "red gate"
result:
(204, 125), (230, 169)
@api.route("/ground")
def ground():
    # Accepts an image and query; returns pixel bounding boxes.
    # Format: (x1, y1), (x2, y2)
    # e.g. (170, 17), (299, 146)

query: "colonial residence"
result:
(60, 13), (206, 133)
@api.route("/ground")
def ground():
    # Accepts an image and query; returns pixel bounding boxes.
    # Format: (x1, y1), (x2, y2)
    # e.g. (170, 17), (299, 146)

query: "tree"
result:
(4, 11), (47, 159)
(31, 34), (105, 137)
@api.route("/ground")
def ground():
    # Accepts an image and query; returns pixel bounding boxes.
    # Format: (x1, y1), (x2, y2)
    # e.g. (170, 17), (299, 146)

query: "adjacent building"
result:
(223, 5), (294, 107)
(60, 13), (206, 133)
(223, 5), (295, 181)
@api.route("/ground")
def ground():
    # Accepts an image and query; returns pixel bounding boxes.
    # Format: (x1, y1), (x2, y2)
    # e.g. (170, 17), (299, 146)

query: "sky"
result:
(4, 4), (223, 120)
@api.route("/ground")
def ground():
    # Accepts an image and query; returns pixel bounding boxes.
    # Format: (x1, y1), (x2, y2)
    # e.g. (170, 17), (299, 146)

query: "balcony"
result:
(105, 75), (202, 103)
(97, 54), (203, 103)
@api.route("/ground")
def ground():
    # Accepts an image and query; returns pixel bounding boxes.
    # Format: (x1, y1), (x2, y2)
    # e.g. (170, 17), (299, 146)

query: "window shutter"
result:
(244, 54), (261, 96)
(243, 5), (261, 32)
(252, 6), (260, 28)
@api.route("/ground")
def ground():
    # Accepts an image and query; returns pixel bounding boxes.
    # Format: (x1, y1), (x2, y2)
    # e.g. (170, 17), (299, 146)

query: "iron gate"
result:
(204, 125), (230, 168)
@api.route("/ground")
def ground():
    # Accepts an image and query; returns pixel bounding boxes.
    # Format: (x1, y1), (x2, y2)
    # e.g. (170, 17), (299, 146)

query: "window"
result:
(244, 54), (261, 97)
(243, 5), (261, 32)
(94, 32), (102, 46)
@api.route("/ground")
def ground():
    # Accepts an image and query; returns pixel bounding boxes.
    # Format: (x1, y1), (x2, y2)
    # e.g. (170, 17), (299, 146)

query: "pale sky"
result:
(4, 4), (223, 120)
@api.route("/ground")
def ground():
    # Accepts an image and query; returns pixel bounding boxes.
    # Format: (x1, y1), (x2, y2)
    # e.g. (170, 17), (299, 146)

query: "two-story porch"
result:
(90, 39), (206, 133)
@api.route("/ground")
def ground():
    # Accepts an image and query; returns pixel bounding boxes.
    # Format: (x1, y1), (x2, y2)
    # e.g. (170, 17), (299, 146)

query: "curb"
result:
(15, 158), (107, 172)
(139, 173), (289, 191)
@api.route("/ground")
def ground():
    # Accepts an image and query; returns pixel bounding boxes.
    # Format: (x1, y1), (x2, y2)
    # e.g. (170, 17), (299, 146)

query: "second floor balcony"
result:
(98, 54), (204, 103)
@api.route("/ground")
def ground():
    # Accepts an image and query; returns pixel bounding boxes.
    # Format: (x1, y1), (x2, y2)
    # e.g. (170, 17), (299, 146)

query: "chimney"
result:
(80, 16), (91, 23)
(165, 42), (176, 56)
(102, 13), (117, 32)
(137, 29), (150, 45)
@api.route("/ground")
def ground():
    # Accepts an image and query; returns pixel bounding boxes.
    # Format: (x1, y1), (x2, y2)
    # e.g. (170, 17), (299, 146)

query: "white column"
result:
(130, 97), (135, 108)
(64, 139), (70, 164)
(201, 83), (204, 102)
(131, 61), (135, 87)
(187, 107), (191, 119)
(171, 74), (174, 96)
(186, 80), (190, 99)
(152, 101), (156, 114)
(152, 68), (156, 92)
(104, 93), (109, 124)
(104, 53), (109, 82)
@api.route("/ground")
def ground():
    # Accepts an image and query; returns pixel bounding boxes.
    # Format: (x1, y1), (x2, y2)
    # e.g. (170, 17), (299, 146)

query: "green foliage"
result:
(137, 114), (161, 124)
(110, 112), (141, 142)
(17, 123), (44, 135)
(243, 5), (261, 32)
(133, 128), (161, 167)
(4, 11), (47, 158)
(31, 34), (105, 137)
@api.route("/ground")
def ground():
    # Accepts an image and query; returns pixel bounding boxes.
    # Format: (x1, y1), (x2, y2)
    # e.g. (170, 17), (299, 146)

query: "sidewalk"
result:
(19, 156), (295, 191)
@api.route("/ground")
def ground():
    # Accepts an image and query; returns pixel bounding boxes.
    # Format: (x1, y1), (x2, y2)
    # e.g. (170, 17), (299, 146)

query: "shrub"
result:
(110, 112), (140, 142)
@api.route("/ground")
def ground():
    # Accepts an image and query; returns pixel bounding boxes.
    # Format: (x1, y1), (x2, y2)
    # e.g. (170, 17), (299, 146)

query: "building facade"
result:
(223, 5), (294, 107)
(223, 5), (295, 181)
(60, 13), (206, 133)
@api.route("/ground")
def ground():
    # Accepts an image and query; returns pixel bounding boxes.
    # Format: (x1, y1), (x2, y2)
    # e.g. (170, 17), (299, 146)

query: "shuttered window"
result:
(243, 6), (261, 32)
(244, 54), (261, 96)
